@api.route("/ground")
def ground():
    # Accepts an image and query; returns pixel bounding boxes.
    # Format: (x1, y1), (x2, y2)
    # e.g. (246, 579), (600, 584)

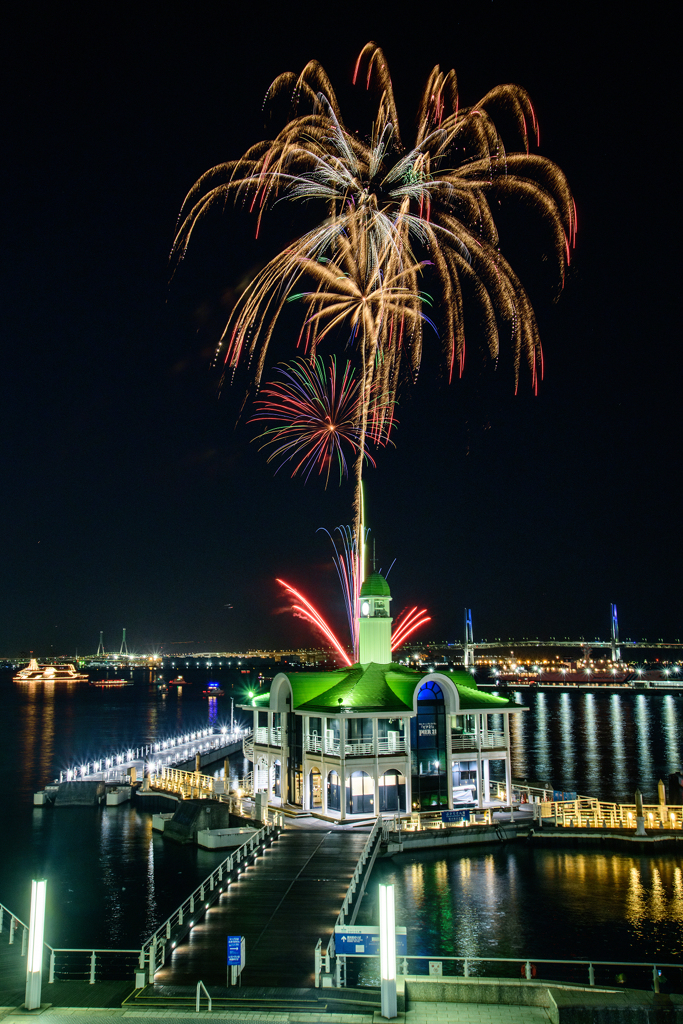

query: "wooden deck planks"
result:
(153, 828), (368, 989)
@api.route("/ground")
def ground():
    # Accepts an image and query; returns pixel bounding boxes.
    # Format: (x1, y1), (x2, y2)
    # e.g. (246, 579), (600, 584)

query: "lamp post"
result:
(25, 879), (47, 1011)
(379, 883), (397, 1019)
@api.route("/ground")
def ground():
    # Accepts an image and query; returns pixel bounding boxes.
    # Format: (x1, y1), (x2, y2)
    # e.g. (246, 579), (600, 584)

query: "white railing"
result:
(57, 725), (249, 782)
(196, 980), (212, 1012)
(451, 731), (506, 752)
(334, 951), (680, 994)
(316, 816), (391, 987)
(304, 736), (407, 756)
(254, 727), (281, 746)
(142, 822), (280, 981)
(1, 902), (141, 983)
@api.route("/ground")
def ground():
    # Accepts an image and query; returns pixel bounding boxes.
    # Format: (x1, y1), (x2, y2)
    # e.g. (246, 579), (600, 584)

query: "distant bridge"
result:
(409, 605), (682, 665)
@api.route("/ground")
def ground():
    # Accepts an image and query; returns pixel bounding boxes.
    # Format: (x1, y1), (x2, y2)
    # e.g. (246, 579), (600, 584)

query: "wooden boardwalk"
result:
(154, 827), (369, 989)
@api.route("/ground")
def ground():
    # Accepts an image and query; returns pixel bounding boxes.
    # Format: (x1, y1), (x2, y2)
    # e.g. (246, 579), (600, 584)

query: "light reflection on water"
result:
(355, 848), (683, 985)
(508, 689), (683, 802)
(3, 672), (683, 953)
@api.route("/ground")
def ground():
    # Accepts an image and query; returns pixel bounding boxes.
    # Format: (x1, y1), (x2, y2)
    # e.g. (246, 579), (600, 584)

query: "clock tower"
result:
(358, 572), (393, 664)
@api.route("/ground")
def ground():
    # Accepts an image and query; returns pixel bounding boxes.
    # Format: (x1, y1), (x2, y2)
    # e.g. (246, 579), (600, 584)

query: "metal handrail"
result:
(319, 816), (384, 983)
(196, 979), (212, 1012)
(337, 951), (679, 992)
(57, 726), (249, 782)
(142, 821), (279, 980)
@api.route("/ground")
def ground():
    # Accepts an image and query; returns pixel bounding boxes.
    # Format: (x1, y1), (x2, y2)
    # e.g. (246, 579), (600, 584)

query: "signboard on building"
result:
(553, 791), (577, 802)
(441, 809), (471, 824)
(418, 722), (437, 738)
(335, 924), (407, 955)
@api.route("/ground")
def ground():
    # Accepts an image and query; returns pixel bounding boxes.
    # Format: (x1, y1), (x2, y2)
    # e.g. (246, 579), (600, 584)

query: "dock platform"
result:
(153, 827), (368, 988)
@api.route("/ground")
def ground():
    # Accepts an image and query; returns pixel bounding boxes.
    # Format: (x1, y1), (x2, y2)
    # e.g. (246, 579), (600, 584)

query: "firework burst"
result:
(250, 356), (394, 487)
(175, 42), (575, 551)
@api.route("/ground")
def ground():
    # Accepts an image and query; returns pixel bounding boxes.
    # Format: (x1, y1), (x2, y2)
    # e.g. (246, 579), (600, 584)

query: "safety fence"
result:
(541, 797), (683, 829)
(320, 950), (682, 994)
(142, 821), (281, 981)
(57, 726), (250, 782)
(315, 815), (387, 988)
(1, 902), (141, 983)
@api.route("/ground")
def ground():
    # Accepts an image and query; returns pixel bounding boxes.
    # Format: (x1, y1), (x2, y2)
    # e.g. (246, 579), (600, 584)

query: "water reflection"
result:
(663, 696), (680, 777)
(582, 693), (600, 791)
(635, 696), (654, 786)
(533, 693), (551, 780)
(357, 847), (683, 979)
(559, 692), (576, 786)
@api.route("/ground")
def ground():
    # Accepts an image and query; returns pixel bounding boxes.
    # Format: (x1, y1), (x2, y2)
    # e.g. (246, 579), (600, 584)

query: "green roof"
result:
(260, 663), (521, 714)
(360, 572), (391, 597)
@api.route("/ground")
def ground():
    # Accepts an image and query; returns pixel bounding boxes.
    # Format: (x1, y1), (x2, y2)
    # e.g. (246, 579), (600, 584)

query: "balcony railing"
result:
(450, 732), (506, 752)
(254, 727), (281, 747)
(304, 735), (407, 756)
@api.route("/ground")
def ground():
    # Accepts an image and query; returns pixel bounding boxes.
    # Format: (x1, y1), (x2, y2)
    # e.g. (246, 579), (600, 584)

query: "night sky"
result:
(1, 5), (680, 657)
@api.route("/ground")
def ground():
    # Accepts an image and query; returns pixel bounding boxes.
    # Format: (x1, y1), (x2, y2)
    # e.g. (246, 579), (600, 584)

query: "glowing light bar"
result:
(379, 883), (397, 1018)
(276, 580), (352, 667)
(25, 878), (47, 1010)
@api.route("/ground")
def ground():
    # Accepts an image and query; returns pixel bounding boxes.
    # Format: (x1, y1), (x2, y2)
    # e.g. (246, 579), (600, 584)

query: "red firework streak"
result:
(276, 579), (352, 666)
(391, 607), (431, 651)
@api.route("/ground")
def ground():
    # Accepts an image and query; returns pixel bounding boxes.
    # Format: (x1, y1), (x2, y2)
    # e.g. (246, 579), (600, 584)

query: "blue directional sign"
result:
(335, 925), (407, 955)
(553, 791), (577, 802)
(442, 809), (471, 824)
(227, 935), (243, 966)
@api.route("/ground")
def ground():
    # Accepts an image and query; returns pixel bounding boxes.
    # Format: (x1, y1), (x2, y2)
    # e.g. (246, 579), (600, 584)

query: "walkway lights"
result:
(25, 879), (47, 1011)
(379, 883), (397, 1019)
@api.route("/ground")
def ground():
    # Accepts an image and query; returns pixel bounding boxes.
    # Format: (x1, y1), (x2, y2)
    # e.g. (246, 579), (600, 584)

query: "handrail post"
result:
(653, 965), (660, 994)
(315, 937), (322, 988)
(589, 963), (595, 986)
(464, 959), (469, 977)
(9, 917), (16, 944)
(90, 951), (96, 984)
(21, 924), (27, 956)
(525, 960), (531, 981)
(49, 950), (55, 983)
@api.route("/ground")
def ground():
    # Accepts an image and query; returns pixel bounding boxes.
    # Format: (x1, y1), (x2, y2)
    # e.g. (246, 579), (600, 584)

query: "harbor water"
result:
(1, 669), (682, 964)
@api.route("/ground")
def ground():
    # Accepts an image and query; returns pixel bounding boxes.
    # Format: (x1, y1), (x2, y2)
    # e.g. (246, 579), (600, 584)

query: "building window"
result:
(327, 770), (341, 811)
(347, 770), (374, 814)
(379, 769), (406, 812)
(411, 681), (448, 810)
(452, 760), (477, 803)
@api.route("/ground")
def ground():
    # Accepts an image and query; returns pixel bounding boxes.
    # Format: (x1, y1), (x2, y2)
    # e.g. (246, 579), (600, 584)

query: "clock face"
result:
(361, 601), (370, 616)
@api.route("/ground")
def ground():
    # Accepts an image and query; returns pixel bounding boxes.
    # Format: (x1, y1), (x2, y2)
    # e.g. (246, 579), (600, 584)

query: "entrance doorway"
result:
(309, 767), (322, 809)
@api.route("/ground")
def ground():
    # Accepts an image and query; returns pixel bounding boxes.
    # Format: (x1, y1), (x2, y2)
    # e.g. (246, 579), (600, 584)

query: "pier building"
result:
(246, 571), (525, 819)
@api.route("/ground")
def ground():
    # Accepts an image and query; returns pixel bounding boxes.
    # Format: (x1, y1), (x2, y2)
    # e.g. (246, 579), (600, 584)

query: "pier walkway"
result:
(153, 827), (368, 989)
(55, 727), (249, 785)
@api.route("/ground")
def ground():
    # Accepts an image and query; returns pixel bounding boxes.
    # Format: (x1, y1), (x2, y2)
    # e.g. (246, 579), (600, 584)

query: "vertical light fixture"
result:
(25, 878), (47, 1011)
(379, 883), (397, 1019)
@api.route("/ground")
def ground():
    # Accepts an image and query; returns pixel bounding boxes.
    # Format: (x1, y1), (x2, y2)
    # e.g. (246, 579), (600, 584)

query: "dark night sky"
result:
(1, 4), (680, 657)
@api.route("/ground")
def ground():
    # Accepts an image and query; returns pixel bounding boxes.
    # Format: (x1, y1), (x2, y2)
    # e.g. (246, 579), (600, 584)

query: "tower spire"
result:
(119, 628), (129, 657)
(96, 631), (105, 657)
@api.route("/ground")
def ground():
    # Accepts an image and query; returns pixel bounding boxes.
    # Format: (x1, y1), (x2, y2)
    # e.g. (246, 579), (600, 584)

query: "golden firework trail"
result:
(173, 42), (575, 552)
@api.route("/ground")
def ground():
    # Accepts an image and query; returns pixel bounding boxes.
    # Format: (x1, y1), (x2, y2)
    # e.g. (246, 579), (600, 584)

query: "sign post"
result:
(227, 935), (245, 986)
(25, 879), (47, 1011)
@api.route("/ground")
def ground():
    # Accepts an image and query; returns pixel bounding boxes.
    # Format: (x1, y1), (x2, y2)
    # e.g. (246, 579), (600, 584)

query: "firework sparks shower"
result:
(174, 41), (575, 555)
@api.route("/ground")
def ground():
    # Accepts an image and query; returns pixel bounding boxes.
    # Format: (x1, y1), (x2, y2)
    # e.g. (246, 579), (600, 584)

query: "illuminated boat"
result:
(203, 681), (224, 696)
(169, 676), (189, 686)
(89, 679), (133, 688)
(14, 658), (89, 683)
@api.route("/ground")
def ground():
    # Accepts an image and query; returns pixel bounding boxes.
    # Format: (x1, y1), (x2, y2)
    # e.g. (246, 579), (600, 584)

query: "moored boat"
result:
(14, 658), (89, 683)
